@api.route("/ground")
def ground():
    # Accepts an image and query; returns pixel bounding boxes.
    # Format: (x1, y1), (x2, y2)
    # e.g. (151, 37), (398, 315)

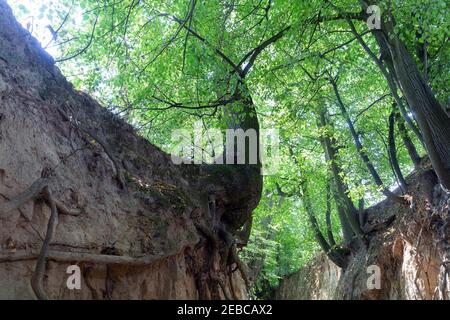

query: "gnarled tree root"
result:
(0, 178), (48, 217)
(0, 172), (86, 299)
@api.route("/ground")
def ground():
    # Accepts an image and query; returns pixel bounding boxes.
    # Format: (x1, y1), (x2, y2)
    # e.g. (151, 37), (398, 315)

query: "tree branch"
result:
(238, 26), (291, 77)
(0, 178), (48, 217)
(329, 75), (406, 204)
(170, 15), (242, 76)
(55, 13), (99, 63)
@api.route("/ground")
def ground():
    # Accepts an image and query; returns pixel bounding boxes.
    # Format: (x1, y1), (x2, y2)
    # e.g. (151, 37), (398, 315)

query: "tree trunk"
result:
(396, 110), (422, 169)
(317, 110), (362, 243)
(388, 108), (407, 192)
(359, 0), (450, 190)
(330, 78), (404, 203)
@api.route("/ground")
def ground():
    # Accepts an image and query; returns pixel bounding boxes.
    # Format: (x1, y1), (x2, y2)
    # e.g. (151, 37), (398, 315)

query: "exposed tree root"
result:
(0, 165), (245, 300)
(0, 181), (81, 219)
(104, 265), (114, 300)
(194, 211), (246, 300)
(83, 264), (100, 300)
(196, 216), (251, 297)
(210, 272), (232, 300)
(437, 262), (449, 299)
(228, 272), (238, 300)
(0, 168), (124, 299)
(0, 247), (188, 266)
(52, 199), (83, 217)
(230, 245), (250, 289)
(194, 222), (219, 249)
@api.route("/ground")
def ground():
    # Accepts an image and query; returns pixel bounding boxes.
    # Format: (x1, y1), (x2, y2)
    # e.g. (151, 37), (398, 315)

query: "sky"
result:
(8, 0), (111, 99)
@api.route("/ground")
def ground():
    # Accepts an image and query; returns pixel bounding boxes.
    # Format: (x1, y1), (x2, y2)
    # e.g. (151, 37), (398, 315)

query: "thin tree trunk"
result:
(330, 78), (405, 203)
(396, 110), (422, 168)
(335, 1), (424, 145)
(388, 38), (450, 190)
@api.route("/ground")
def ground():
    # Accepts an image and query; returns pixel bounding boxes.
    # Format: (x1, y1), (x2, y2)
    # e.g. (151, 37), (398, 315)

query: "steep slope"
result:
(0, 0), (258, 299)
(275, 164), (450, 300)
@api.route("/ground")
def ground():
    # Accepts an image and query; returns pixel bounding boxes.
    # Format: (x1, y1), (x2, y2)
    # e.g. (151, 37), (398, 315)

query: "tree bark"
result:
(318, 110), (362, 243)
(396, 110), (422, 168)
